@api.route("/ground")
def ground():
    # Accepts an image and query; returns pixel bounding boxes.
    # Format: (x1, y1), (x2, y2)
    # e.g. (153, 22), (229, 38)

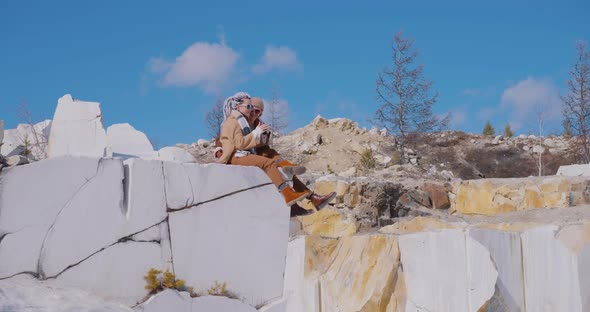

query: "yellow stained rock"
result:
(297, 208), (358, 238)
(319, 235), (401, 312)
(450, 177), (590, 215)
(379, 217), (462, 234)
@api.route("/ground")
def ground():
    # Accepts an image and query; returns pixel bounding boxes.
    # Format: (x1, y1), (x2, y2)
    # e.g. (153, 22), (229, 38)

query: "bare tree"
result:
(265, 83), (289, 135)
(375, 31), (450, 164)
(204, 97), (225, 139)
(18, 102), (49, 160)
(562, 40), (590, 163)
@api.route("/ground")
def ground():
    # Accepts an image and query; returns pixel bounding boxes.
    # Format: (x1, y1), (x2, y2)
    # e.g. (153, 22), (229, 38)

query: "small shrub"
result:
(326, 164), (334, 174)
(504, 123), (513, 138)
(207, 281), (240, 300)
(359, 149), (377, 170)
(482, 121), (495, 136)
(144, 268), (196, 297)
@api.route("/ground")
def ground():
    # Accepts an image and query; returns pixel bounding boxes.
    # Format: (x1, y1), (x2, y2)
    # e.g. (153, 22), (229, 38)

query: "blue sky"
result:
(1, 1), (588, 147)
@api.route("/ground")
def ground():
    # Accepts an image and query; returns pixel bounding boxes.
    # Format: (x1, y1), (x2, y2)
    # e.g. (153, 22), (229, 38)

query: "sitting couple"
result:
(215, 92), (335, 216)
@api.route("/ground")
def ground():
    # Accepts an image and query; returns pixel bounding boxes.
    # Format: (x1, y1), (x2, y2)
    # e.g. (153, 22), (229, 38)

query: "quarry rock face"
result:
(281, 210), (590, 312)
(450, 176), (590, 215)
(0, 156), (290, 310)
(47, 94), (107, 158)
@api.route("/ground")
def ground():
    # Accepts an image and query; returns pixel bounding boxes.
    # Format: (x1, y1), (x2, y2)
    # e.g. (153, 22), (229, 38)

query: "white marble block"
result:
(556, 164), (590, 176)
(469, 228), (525, 312)
(47, 94), (107, 158)
(107, 123), (156, 159)
(163, 162), (274, 210)
(169, 183), (289, 307)
(521, 224), (590, 312)
(398, 229), (498, 312)
(282, 237), (320, 312)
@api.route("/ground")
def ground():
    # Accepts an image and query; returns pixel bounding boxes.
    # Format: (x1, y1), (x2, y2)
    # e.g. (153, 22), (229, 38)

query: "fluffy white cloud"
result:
(148, 41), (239, 94)
(500, 77), (561, 119)
(252, 45), (302, 75)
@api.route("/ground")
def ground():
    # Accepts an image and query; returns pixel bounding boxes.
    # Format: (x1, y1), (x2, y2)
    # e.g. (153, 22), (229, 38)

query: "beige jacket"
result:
(217, 110), (263, 164)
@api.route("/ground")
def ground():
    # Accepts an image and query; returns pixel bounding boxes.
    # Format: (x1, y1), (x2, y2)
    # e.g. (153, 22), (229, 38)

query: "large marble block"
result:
(521, 224), (590, 312)
(469, 228), (525, 311)
(0, 157), (169, 302)
(398, 229), (497, 312)
(47, 94), (107, 158)
(107, 123), (156, 159)
(169, 183), (289, 307)
(163, 162), (273, 210)
(556, 164), (590, 176)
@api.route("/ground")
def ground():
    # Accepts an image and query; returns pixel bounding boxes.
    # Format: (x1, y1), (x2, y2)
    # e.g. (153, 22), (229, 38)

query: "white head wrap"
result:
(223, 92), (251, 120)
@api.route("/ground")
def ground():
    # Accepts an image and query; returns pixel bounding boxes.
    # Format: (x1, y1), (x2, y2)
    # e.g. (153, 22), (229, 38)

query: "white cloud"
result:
(450, 109), (466, 127)
(148, 41), (239, 94)
(252, 45), (302, 75)
(500, 77), (561, 120)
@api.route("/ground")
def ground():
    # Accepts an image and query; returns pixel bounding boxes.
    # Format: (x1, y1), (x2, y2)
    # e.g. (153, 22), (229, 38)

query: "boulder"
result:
(106, 123), (156, 159)
(422, 182), (450, 209)
(197, 138), (210, 147)
(5, 155), (29, 166)
(156, 146), (196, 163)
(47, 94), (107, 158)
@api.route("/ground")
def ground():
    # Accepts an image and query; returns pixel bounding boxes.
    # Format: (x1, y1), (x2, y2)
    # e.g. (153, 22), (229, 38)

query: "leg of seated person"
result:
(229, 154), (283, 187)
(292, 176), (311, 193)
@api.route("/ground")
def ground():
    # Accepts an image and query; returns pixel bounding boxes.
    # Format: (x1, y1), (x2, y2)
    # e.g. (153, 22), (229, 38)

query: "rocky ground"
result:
(183, 116), (582, 228)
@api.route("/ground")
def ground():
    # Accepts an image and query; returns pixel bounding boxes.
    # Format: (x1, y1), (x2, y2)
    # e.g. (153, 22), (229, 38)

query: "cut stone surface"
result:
(134, 289), (191, 312)
(169, 183), (289, 307)
(450, 176), (590, 215)
(163, 162), (273, 210)
(283, 237), (321, 312)
(258, 298), (287, 312)
(398, 229), (497, 312)
(107, 123), (156, 159)
(0, 275), (134, 312)
(319, 235), (400, 311)
(0, 157), (106, 277)
(521, 223), (590, 312)
(557, 164), (590, 177)
(47, 94), (107, 158)
(157, 146), (196, 163)
(296, 208), (358, 238)
(53, 241), (164, 306)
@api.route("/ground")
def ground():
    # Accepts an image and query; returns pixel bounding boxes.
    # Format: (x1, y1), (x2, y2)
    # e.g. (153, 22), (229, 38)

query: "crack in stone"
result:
(166, 218), (175, 275)
(167, 182), (274, 213)
(43, 218), (168, 280)
(0, 271), (39, 281)
(36, 158), (105, 279)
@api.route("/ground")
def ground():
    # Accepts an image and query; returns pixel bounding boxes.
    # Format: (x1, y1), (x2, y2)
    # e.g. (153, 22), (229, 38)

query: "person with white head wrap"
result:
(223, 92), (251, 121)
(217, 91), (311, 206)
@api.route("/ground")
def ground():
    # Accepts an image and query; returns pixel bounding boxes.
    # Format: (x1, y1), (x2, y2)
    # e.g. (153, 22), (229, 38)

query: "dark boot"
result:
(290, 203), (314, 217)
(309, 192), (337, 210)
